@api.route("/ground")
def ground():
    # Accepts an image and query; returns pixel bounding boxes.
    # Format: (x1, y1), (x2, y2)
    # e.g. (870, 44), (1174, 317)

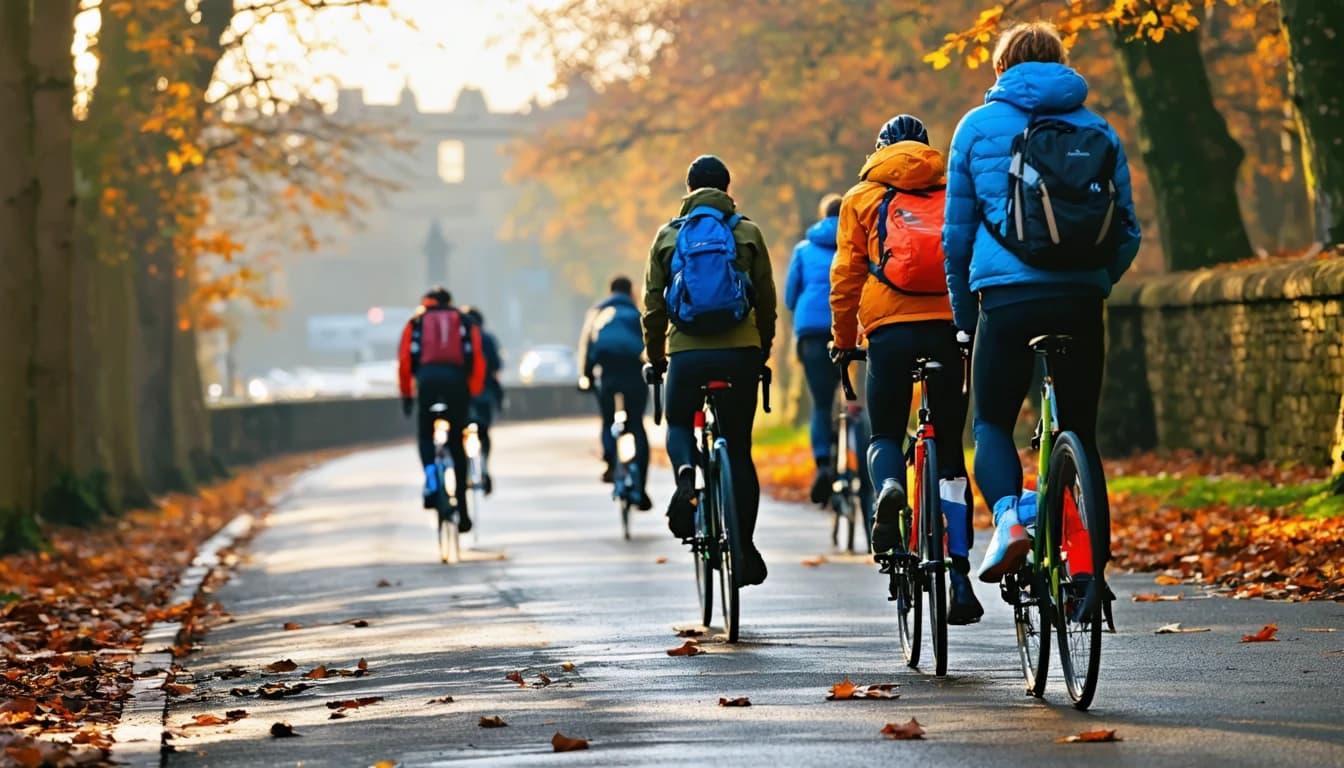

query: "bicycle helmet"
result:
(875, 114), (929, 149)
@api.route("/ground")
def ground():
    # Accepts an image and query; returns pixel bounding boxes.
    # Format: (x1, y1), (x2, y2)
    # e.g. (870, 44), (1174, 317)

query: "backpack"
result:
(869, 185), (949, 296)
(985, 116), (1121, 271)
(590, 301), (644, 361)
(664, 206), (754, 336)
(412, 307), (473, 368)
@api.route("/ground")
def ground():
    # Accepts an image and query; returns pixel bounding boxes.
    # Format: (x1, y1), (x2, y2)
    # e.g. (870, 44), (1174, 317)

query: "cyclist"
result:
(398, 287), (487, 532)
(643, 154), (777, 586)
(577, 275), (653, 510)
(942, 22), (1141, 582)
(462, 305), (502, 495)
(830, 115), (982, 624)
(785, 193), (846, 505)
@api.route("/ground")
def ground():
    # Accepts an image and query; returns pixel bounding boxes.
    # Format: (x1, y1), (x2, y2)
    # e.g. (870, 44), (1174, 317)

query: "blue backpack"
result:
(665, 206), (754, 336)
(590, 300), (644, 361)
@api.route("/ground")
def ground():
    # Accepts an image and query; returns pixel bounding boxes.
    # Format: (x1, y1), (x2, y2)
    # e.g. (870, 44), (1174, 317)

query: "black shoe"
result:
(637, 492), (654, 512)
(666, 466), (696, 539)
(947, 569), (984, 625)
(423, 493), (436, 510)
(869, 479), (906, 555)
(740, 546), (768, 586)
(483, 473), (493, 496)
(457, 507), (473, 535)
(601, 465), (615, 484)
(809, 467), (833, 505)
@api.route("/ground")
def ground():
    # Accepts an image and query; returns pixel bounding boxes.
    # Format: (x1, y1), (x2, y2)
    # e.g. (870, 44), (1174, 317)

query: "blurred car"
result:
(518, 344), (577, 385)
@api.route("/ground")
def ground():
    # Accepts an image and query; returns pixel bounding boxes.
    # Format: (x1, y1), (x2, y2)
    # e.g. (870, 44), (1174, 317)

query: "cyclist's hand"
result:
(828, 344), (856, 367)
(643, 359), (666, 384)
(577, 375), (592, 393)
(955, 330), (973, 355)
(401, 397), (414, 418)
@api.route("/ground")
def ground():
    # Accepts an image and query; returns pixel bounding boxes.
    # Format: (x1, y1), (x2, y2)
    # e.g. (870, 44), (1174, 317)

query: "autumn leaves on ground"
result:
(758, 430), (1344, 600)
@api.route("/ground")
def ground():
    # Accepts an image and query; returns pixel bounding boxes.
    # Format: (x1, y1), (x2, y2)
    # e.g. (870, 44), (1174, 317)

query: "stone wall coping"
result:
(1110, 258), (1344, 309)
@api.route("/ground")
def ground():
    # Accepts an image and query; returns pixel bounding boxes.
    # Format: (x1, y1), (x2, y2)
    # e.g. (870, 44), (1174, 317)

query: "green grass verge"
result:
(1108, 474), (1344, 519)
(753, 424), (808, 448)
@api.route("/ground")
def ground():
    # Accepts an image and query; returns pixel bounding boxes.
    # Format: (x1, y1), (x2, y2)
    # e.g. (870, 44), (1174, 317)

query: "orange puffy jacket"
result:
(830, 141), (953, 348)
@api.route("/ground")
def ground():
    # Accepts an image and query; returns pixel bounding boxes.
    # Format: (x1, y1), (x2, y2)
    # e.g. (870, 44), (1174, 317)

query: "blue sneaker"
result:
(423, 466), (439, 509)
(976, 496), (1032, 583)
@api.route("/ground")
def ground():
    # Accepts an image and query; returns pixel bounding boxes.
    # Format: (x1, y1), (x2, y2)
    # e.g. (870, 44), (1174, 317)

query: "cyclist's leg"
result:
(597, 376), (619, 481)
(972, 302), (1036, 581)
(621, 369), (652, 503)
(663, 352), (704, 537)
(712, 349), (764, 583)
(864, 324), (915, 552)
(797, 334), (839, 502)
(416, 373), (450, 504)
(444, 393), (472, 528)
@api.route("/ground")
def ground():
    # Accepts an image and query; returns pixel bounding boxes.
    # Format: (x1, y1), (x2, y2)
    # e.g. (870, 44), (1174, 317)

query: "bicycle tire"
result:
(713, 441), (742, 643)
(694, 486), (714, 629)
(1015, 566), (1050, 698)
(893, 566), (922, 668)
(1047, 431), (1105, 710)
(437, 495), (459, 564)
(922, 439), (948, 677)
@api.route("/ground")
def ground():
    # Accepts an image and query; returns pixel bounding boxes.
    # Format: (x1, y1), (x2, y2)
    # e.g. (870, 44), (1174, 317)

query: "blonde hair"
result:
(818, 193), (842, 219)
(993, 21), (1068, 73)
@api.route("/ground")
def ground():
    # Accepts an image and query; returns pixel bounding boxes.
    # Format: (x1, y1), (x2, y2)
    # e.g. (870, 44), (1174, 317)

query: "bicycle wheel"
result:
(694, 486), (714, 628)
(1047, 431), (1106, 710)
(1014, 566), (1050, 698)
(921, 439), (948, 677)
(468, 456), (484, 542)
(893, 564), (922, 668)
(712, 442), (742, 643)
(437, 496), (459, 564)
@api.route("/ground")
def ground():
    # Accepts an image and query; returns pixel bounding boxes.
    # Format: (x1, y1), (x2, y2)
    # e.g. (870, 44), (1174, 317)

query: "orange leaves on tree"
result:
(1241, 624), (1279, 643)
(1058, 729), (1121, 743)
(551, 732), (590, 752)
(881, 718), (926, 740)
(667, 641), (704, 657)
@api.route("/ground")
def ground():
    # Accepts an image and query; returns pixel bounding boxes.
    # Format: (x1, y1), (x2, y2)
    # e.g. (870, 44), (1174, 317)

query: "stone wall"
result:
(1100, 259), (1344, 466)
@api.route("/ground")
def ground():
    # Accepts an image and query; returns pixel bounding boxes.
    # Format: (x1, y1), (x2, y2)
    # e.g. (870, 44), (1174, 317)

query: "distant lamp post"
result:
(424, 220), (450, 287)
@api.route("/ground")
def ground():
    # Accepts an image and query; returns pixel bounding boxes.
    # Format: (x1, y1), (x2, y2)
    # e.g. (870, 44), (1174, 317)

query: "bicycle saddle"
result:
(1028, 334), (1073, 354)
(429, 402), (449, 413)
(702, 380), (733, 391)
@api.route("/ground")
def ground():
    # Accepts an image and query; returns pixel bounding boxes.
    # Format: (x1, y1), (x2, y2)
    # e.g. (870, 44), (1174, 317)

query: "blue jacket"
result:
(943, 62), (1142, 331)
(581, 292), (644, 375)
(784, 216), (838, 338)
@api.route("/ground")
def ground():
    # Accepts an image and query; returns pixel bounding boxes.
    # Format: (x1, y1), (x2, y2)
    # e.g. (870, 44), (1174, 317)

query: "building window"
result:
(438, 140), (465, 184)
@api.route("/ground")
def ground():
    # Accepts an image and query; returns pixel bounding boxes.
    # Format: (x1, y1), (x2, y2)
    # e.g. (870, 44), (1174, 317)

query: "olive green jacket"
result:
(642, 188), (777, 362)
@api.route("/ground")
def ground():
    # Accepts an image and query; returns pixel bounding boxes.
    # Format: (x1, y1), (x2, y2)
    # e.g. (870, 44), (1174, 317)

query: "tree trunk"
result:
(0, 0), (41, 550)
(29, 0), (90, 523)
(1280, 0), (1344, 246)
(1113, 24), (1254, 270)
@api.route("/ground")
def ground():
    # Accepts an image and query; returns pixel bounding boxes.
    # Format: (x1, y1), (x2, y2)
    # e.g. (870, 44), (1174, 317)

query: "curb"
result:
(109, 513), (256, 768)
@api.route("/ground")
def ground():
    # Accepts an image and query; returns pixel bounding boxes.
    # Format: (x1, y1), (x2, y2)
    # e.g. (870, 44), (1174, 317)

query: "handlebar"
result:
(760, 366), (772, 414)
(643, 363), (664, 425)
(837, 348), (868, 402)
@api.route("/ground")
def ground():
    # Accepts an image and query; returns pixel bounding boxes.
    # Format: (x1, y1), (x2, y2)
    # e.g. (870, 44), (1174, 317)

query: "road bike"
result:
(647, 364), (771, 643)
(428, 403), (462, 564)
(841, 350), (950, 676)
(1001, 334), (1114, 710)
(464, 422), (485, 543)
(609, 392), (642, 540)
(828, 393), (871, 554)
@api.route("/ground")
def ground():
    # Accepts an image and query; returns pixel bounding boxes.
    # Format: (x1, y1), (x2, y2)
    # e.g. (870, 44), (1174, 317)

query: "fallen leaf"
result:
(224, 709), (248, 720)
(325, 696), (384, 711)
(1303, 628), (1337, 633)
(328, 712), (346, 720)
(881, 718), (926, 740)
(827, 680), (858, 700)
(427, 696), (455, 704)
(1058, 729), (1121, 743)
(718, 697), (751, 707)
(1132, 593), (1183, 602)
(376, 579), (394, 588)
(1154, 574), (1182, 585)
(667, 641), (703, 657)
(282, 622), (302, 631)
(1155, 623), (1211, 634)
(304, 665), (329, 680)
(479, 716), (508, 728)
(561, 663), (575, 672)
(184, 713), (233, 728)
(675, 628), (704, 638)
(801, 556), (828, 567)
(264, 659), (298, 673)
(347, 619), (370, 628)
(537, 673), (552, 686)
(162, 683), (193, 696)
(551, 732), (590, 752)
(357, 658), (369, 672)
(257, 682), (312, 699)
(71, 653), (96, 668)
(270, 722), (298, 738)
(506, 672), (526, 686)
(373, 762), (397, 768)
(654, 557), (668, 564)
(1242, 624), (1279, 643)
(863, 684), (900, 699)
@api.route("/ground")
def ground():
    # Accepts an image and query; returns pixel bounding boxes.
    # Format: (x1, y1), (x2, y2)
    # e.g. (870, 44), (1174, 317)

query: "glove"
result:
(577, 375), (592, 393)
(643, 359), (666, 384)
(955, 330), (973, 355)
(828, 343), (856, 367)
(401, 397), (414, 418)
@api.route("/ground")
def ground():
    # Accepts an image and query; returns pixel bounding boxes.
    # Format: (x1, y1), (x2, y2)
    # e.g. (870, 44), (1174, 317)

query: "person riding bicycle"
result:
(578, 275), (653, 510)
(786, 193), (848, 505)
(643, 154), (777, 586)
(942, 22), (1141, 583)
(830, 114), (982, 625)
(397, 287), (487, 532)
(462, 305), (502, 495)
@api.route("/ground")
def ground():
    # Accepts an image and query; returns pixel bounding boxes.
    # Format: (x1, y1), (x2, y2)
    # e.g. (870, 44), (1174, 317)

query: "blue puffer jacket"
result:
(943, 62), (1142, 331)
(785, 216), (838, 338)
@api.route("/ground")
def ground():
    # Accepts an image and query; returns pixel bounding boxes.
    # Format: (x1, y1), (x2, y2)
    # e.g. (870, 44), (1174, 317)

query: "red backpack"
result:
(415, 307), (470, 367)
(869, 185), (948, 296)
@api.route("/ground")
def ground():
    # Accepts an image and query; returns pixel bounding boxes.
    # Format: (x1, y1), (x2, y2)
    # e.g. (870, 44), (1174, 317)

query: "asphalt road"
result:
(164, 419), (1344, 767)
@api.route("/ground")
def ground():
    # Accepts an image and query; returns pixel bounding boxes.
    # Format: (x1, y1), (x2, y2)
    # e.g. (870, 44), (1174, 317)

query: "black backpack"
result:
(983, 116), (1121, 271)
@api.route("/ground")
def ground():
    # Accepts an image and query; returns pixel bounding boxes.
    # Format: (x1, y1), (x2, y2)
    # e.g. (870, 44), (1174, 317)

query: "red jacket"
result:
(397, 301), (487, 399)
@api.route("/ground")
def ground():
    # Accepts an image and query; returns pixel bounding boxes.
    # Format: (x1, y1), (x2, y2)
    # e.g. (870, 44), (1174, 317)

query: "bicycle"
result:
(646, 364), (771, 644)
(841, 349), (948, 677)
(828, 395), (871, 554)
(609, 392), (642, 541)
(1001, 334), (1113, 710)
(428, 403), (461, 564)
(464, 422), (485, 543)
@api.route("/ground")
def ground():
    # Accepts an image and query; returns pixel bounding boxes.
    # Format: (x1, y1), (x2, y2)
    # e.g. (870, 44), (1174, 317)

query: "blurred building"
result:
(226, 83), (588, 380)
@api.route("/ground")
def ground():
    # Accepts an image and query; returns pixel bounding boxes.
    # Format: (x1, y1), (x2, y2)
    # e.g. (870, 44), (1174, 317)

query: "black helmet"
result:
(875, 115), (929, 149)
(423, 286), (451, 305)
